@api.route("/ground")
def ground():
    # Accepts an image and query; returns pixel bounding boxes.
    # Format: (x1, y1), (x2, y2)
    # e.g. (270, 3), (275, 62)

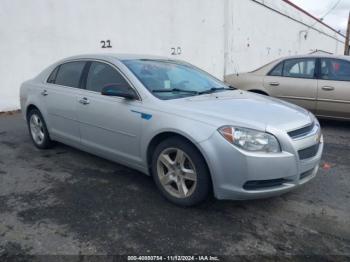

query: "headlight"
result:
(218, 126), (281, 153)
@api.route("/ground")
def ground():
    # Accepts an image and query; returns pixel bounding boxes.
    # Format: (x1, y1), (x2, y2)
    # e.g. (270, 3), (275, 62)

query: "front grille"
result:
(243, 178), (289, 190)
(288, 122), (315, 139)
(298, 144), (319, 160)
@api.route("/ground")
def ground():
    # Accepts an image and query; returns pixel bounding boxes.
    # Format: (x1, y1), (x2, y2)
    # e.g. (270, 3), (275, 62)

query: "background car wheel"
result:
(27, 109), (53, 149)
(151, 137), (211, 206)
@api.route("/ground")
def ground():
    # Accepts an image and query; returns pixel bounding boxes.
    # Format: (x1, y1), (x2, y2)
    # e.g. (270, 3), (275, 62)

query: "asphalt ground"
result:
(0, 112), (349, 260)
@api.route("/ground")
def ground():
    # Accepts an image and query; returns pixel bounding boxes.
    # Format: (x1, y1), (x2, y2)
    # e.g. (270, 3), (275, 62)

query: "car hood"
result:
(167, 90), (312, 132)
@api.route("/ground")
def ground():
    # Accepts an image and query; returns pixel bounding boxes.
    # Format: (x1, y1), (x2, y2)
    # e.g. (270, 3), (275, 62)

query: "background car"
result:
(225, 54), (350, 121)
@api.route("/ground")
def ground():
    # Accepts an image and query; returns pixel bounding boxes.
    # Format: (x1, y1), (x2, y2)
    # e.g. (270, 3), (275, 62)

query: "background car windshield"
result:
(123, 59), (227, 100)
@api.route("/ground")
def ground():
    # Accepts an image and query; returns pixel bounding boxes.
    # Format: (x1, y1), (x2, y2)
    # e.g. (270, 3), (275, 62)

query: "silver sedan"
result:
(20, 54), (323, 206)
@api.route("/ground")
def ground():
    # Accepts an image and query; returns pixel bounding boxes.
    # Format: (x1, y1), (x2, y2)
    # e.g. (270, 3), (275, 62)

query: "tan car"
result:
(225, 55), (350, 120)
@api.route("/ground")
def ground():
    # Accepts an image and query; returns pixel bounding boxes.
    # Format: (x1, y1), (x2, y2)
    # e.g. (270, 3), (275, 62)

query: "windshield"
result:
(123, 59), (231, 100)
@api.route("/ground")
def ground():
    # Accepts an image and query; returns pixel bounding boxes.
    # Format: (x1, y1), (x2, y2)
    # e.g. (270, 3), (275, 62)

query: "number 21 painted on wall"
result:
(101, 40), (112, 48)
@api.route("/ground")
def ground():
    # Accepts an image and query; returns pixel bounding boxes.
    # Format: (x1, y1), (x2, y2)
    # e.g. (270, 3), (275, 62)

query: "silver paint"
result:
(20, 54), (323, 200)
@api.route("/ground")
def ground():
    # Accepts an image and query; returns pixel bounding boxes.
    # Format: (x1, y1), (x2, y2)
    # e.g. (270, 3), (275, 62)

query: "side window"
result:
(283, 59), (316, 79)
(269, 62), (283, 76)
(55, 61), (86, 88)
(320, 58), (350, 81)
(86, 62), (131, 93)
(47, 66), (59, 83)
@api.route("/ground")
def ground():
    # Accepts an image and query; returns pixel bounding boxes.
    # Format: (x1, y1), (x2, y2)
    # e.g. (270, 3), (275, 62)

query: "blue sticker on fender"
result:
(131, 110), (152, 120)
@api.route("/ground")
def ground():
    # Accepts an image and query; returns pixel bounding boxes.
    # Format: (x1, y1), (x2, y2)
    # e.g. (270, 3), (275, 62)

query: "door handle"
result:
(41, 90), (48, 96)
(321, 86), (335, 91)
(79, 97), (90, 105)
(269, 82), (280, 86)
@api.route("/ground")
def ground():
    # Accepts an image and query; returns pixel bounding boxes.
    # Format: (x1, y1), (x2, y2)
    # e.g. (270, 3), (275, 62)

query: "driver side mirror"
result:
(101, 85), (138, 100)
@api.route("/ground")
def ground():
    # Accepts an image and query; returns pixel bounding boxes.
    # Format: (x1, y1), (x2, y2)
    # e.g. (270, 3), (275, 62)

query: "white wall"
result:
(0, 0), (345, 111)
(0, 0), (225, 111)
(225, 0), (345, 74)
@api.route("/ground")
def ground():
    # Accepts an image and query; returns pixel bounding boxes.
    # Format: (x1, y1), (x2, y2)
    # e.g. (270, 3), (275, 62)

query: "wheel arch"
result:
(146, 131), (212, 182)
(26, 104), (40, 120)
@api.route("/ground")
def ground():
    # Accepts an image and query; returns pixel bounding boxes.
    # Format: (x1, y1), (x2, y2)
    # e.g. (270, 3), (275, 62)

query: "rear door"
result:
(317, 58), (350, 119)
(44, 61), (86, 146)
(263, 58), (317, 113)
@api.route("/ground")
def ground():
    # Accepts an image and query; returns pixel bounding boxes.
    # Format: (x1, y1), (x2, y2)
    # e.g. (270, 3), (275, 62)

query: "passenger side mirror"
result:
(101, 85), (137, 100)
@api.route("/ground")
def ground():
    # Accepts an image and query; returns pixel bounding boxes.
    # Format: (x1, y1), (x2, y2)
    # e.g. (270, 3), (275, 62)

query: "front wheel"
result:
(27, 109), (53, 149)
(151, 137), (211, 206)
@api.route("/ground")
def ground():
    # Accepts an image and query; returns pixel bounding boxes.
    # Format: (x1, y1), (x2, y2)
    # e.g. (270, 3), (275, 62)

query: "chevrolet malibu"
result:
(20, 54), (323, 206)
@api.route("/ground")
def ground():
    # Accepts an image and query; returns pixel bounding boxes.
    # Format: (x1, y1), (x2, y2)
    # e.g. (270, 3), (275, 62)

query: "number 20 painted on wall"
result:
(171, 47), (182, 55)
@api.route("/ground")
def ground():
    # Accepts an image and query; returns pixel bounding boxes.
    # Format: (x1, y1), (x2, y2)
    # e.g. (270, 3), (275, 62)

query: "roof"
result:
(274, 53), (350, 61)
(62, 53), (170, 62)
(249, 53), (350, 75)
(283, 0), (345, 37)
(303, 53), (349, 59)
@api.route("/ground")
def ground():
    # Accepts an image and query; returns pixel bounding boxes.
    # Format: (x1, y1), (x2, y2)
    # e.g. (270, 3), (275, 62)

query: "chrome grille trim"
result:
(288, 121), (318, 140)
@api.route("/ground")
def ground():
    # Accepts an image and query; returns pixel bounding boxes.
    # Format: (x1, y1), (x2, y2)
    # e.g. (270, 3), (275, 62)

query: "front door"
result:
(77, 61), (143, 165)
(317, 58), (350, 119)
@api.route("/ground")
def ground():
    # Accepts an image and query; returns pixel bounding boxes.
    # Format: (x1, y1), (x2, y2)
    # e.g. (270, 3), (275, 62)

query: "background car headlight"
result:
(218, 126), (281, 153)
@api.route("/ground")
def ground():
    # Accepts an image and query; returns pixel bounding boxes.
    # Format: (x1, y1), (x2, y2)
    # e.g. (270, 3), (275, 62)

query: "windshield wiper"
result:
(198, 86), (236, 95)
(152, 88), (199, 94)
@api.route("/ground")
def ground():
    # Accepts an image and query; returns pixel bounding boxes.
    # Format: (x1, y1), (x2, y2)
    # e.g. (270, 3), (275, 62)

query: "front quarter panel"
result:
(139, 108), (217, 171)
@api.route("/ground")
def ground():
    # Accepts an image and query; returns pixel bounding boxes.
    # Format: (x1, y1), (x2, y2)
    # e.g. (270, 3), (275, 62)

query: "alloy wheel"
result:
(29, 114), (45, 145)
(157, 148), (197, 198)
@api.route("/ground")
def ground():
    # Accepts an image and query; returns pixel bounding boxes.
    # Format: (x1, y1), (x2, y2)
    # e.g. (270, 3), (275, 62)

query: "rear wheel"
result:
(27, 109), (53, 149)
(151, 137), (211, 206)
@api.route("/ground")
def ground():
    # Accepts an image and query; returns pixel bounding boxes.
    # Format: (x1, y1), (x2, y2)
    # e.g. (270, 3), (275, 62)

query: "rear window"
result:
(52, 61), (86, 88)
(269, 62), (283, 76)
(47, 66), (59, 84)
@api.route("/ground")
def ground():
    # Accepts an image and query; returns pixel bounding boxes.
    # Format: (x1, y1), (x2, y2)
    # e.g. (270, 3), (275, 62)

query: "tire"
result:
(151, 137), (211, 206)
(27, 108), (53, 149)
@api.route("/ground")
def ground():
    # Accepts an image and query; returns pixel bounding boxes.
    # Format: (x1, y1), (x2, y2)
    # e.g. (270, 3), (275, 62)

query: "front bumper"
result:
(199, 130), (323, 200)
